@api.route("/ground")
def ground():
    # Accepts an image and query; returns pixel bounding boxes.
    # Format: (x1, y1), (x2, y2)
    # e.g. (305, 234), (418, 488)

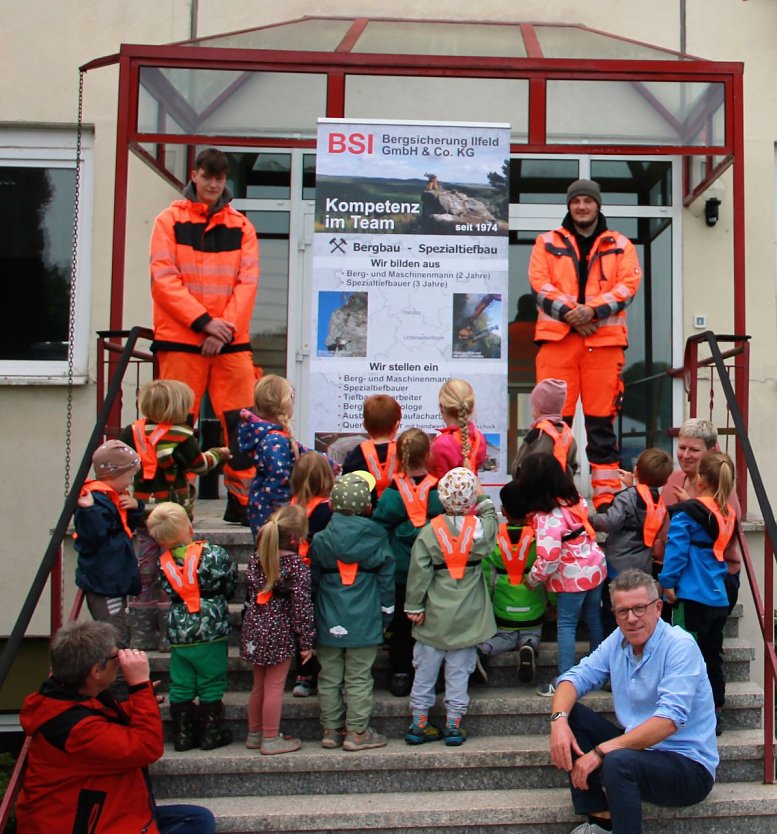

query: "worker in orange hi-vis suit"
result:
(150, 148), (259, 525)
(528, 179), (642, 510)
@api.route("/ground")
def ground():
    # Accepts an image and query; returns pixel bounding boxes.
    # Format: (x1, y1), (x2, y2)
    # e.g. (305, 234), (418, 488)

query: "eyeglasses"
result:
(612, 600), (660, 621)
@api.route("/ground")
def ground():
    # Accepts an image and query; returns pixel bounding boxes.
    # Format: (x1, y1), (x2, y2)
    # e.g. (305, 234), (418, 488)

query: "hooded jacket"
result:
(16, 678), (163, 834)
(310, 513), (395, 648)
(149, 182), (259, 353)
(658, 499), (730, 608)
(592, 485), (661, 577)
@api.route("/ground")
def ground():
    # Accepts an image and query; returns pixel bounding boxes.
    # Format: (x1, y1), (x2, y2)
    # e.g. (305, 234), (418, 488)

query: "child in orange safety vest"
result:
(429, 379), (488, 478)
(510, 377), (578, 479)
(404, 467), (497, 747)
(658, 451), (737, 735)
(591, 447), (674, 636)
(147, 502), (237, 753)
(372, 428), (445, 697)
(240, 504), (316, 755)
(341, 393), (402, 506)
(287, 452), (336, 698)
(119, 379), (231, 652)
(74, 440), (144, 649)
(478, 479), (548, 686)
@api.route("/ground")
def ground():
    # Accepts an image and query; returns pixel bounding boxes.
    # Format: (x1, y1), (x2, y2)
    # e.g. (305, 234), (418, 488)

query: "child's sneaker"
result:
(342, 726), (387, 751)
(260, 735), (301, 755)
(536, 681), (556, 697)
(292, 675), (317, 697)
(321, 727), (346, 749)
(405, 714), (442, 745)
(245, 731), (262, 749)
(443, 715), (467, 747)
(518, 645), (536, 684)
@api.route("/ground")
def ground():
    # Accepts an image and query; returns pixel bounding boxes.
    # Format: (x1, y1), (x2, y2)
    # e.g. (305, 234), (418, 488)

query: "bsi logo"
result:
(328, 133), (374, 155)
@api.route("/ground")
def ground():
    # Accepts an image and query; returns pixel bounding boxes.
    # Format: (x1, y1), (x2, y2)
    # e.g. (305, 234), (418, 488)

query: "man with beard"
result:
(528, 180), (642, 509)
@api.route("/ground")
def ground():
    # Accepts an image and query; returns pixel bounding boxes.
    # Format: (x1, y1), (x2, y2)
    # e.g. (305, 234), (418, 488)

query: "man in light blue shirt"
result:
(548, 569), (717, 834)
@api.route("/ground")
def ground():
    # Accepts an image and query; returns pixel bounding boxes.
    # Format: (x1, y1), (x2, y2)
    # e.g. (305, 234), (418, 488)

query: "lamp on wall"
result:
(704, 197), (721, 227)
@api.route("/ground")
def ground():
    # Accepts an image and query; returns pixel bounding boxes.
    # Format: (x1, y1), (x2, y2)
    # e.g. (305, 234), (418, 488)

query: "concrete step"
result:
(150, 727), (767, 799)
(148, 636), (756, 690)
(156, 682), (764, 745)
(157, 782), (777, 833)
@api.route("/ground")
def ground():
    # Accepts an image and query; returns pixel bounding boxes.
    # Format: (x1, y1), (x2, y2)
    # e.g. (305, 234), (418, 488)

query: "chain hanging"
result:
(64, 70), (84, 496)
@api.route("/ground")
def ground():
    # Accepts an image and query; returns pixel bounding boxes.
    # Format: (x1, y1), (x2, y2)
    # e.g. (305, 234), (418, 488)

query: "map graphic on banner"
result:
(310, 118), (510, 483)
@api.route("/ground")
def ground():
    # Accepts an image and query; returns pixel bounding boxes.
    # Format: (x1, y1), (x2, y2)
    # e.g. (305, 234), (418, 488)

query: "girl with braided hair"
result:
(373, 429), (444, 696)
(429, 379), (487, 479)
(239, 375), (310, 537)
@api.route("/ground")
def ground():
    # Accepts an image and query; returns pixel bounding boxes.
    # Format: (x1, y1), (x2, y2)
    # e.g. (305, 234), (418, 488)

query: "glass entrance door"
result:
(508, 156), (680, 489)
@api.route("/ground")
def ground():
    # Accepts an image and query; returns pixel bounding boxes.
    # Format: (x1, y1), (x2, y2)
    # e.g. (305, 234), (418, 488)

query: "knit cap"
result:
(566, 178), (601, 207)
(92, 439), (141, 479)
(330, 471), (374, 515)
(530, 378), (567, 418)
(437, 467), (478, 514)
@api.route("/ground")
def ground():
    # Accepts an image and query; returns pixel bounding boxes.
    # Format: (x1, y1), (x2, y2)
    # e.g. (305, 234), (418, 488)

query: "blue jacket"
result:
(658, 500), (728, 609)
(74, 491), (144, 596)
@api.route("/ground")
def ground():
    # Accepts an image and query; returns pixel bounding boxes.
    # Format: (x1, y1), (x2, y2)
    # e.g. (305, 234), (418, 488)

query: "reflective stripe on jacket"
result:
(694, 497), (736, 561)
(495, 522), (534, 585)
(431, 515), (478, 580)
(132, 418), (174, 480)
(529, 225), (641, 347)
(360, 440), (398, 497)
(636, 483), (668, 548)
(160, 542), (204, 613)
(394, 473), (438, 528)
(534, 419), (573, 471)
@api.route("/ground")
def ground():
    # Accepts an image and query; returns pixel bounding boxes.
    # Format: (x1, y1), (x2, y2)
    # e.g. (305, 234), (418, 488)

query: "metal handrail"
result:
(0, 327), (153, 832)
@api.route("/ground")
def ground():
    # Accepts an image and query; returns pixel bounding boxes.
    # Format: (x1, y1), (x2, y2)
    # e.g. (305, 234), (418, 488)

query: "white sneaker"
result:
(570, 821), (610, 834)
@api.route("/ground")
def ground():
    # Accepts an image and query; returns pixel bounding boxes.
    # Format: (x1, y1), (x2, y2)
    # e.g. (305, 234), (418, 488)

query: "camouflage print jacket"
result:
(160, 541), (237, 645)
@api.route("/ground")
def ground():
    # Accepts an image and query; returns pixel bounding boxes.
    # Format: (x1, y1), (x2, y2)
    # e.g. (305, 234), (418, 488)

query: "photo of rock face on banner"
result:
(452, 293), (502, 359)
(316, 291), (368, 357)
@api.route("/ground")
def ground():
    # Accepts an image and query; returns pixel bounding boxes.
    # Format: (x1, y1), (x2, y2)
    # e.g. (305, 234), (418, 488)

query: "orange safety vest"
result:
(159, 542), (204, 613)
(529, 226), (641, 348)
(78, 481), (133, 538)
(430, 515), (478, 580)
(452, 429), (482, 472)
(360, 440), (397, 497)
(563, 501), (596, 540)
(394, 474), (438, 528)
(535, 420), (573, 471)
(132, 419), (174, 480)
(337, 561), (359, 586)
(635, 484), (667, 548)
(495, 523), (534, 585)
(290, 495), (329, 564)
(695, 497), (736, 562)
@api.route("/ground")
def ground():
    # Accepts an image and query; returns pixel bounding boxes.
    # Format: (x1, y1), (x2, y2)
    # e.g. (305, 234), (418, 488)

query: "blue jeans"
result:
(157, 804), (216, 834)
(567, 703), (714, 834)
(556, 585), (603, 676)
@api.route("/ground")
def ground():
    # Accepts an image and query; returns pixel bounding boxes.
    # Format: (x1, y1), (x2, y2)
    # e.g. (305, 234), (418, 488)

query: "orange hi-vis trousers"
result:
(536, 333), (624, 509)
(157, 350), (256, 506)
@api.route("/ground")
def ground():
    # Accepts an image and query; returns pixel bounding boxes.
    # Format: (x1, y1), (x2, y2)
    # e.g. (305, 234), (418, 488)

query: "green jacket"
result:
(405, 497), (498, 651)
(372, 479), (445, 583)
(160, 541), (237, 646)
(482, 524), (547, 629)
(310, 513), (395, 648)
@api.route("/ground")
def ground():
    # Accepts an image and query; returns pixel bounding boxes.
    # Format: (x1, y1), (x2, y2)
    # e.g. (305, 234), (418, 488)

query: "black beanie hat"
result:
(566, 178), (602, 207)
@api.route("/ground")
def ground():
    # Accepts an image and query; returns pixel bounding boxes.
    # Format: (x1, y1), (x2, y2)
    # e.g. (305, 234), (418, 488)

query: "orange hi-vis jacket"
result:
(159, 542), (204, 613)
(495, 522), (534, 585)
(563, 501), (596, 541)
(360, 440), (397, 497)
(79, 481), (132, 537)
(431, 515), (478, 580)
(695, 497), (736, 561)
(635, 484), (668, 548)
(291, 495), (329, 564)
(132, 418), (174, 480)
(394, 473), (438, 528)
(529, 225), (641, 348)
(534, 419), (574, 471)
(150, 191), (259, 352)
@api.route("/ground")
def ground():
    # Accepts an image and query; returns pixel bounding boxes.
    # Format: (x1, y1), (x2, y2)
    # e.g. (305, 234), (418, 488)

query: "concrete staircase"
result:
(147, 506), (777, 833)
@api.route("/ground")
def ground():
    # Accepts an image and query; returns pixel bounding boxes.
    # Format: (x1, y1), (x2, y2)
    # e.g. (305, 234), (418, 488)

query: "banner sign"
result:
(310, 118), (510, 483)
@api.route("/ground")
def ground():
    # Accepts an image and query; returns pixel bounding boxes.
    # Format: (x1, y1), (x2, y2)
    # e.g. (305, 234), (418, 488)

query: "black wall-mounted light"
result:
(705, 197), (721, 227)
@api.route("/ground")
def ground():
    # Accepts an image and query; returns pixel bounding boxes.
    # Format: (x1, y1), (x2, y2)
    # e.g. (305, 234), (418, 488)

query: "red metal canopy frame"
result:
(80, 15), (746, 435)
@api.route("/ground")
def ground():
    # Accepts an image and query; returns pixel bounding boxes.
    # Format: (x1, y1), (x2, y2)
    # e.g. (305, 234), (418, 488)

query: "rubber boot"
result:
(157, 602), (171, 653)
(170, 701), (199, 752)
(127, 602), (158, 651)
(198, 701), (233, 750)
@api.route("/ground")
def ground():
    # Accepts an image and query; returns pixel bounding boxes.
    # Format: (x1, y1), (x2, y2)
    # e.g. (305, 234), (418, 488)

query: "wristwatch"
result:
(550, 711), (569, 722)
